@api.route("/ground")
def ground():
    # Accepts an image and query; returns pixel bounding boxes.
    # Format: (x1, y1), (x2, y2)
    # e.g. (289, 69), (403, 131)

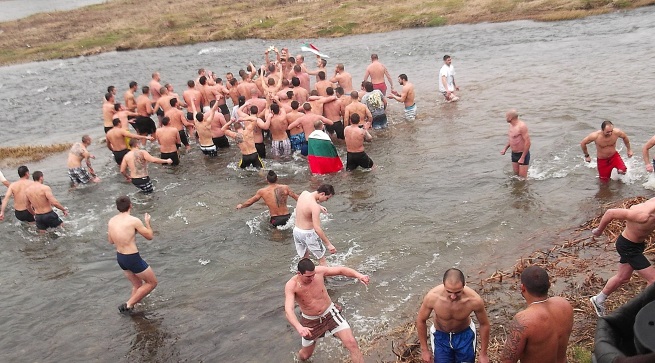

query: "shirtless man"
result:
(183, 80), (204, 115)
(439, 55), (460, 102)
(330, 63), (353, 93)
(323, 87), (345, 140)
(135, 86), (157, 143)
(313, 71), (333, 97)
(287, 101), (305, 153)
(641, 134), (655, 173)
(417, 268), (490, 363)
(389, 74), (416, 120)
(102, 92), (117, 134)
(291, 76), (309, 104)
(363, 54), (394, 96)
(290, 65), (311, 93)
(106, 119), (152, 167)
(112, 103), (138, 130)
(153, 87), (174, 122)
(236, 170), (299, 227)
(164, 98), (194, 151)
(284, 258), (369, 363)
(344, 91), (372, 127)
(581, 120), (633, 182)
(293, 184), (336, 266)
(589, 196), (655, 316)
(120, 139), (173, 194)
(344, 114), (373, 171)
(149, 72), (163, 101)
(287, 103), (334, 156)
(500, 109), (532, 178)
(155, 117), (181, 166)
(222, 117), (264, 169)
(108, 195), (158, 314)
(124, 81), (138, 112)
(307, 90), (336, 117)
(25, 171), (68, 233)
(500, 266), (573, 363)
(0, 166), (35, 223)
(67, 135), (101, 187)
(266, 103), (291, 158)
(195, 101), (220, 156)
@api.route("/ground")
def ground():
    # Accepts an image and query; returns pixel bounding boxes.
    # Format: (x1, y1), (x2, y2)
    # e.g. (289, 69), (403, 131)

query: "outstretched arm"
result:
(236, 192), (261, 209)
(593, 208), (647, 236)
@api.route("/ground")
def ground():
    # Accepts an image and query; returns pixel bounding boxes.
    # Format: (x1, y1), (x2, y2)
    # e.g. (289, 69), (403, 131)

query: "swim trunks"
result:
(371, 114), (388, 129)
(346, 151), (374, 171)
(35, 210), (63, 230)
(112, 149), (129, 165)
(200, 144), (218, 156)
(300, 302), (351, 347)
(178, 129), (190, 147)
(270, 213), (291, 227)
(239, 152), (264, 169)
(293, 226), (326, 259)
(15, 209), (35, 223)
(132, 176), (154, 194)
(68, 167), (92, 185)
(404, 104), (417, 120)
(116, 251), (149, 274)
(219, 103), (230, 115)
(511, 151), (531, 165)
(160, 151), (180, 166)
(255, 142), (266, 159)
(616, 234), (651, 270)
(372, 82), (387, 96)
(431, 320), (477, 363)
(134, 116), (156, 135)
(597, 152), (626, 181)
(325, 120), (345, 140)
(213, 135), (230, 149)
(271, 139), (292, 157)
(290, 132), (306, 152)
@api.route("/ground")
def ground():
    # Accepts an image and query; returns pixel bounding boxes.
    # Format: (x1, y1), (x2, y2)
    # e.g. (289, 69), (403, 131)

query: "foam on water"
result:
(169, 207), (189, 225)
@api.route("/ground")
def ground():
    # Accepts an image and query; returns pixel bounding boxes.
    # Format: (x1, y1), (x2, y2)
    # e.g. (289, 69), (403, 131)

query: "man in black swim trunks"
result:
(24, 171), (68, 233)
(344, 113), (374, 171)
(590, 196), (655, 316)
(108, 195), (158, 314)
(0, 166), (36, 223)
(236, 170), (299, 227)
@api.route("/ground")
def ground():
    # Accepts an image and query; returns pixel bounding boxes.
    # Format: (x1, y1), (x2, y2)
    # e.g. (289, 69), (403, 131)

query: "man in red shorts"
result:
(581, 120), (633, 181)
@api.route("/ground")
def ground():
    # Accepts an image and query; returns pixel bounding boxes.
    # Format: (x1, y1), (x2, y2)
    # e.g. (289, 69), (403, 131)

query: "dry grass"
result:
(364, 196), (654, 362)
(0, 143), (72, 166)
(0, 0), (654, 66)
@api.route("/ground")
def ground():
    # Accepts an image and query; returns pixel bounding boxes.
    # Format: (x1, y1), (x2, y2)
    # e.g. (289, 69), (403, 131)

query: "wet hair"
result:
(521, 265), (550, 297)
(196, 113), (204, 122)
(170, 98), (178, 107)
(142, 86), (150, 94)
(112, 118), (121, 126)
(443, 54), (451, 61)
(162, 116), (170, 126)
(293, 65), (302, 73)
(128, 138), (139, 148)
(291, 101), (299, 110)
(350, 91), (359, 99)
(291, 77), (300, 87)
(238, 96), (246, 107)
(267, 77), (275, 86)
(239, 69), (247, 77)
(443, 268), (465, 285)
(107, 85), (115, 93)
(318, 71), (326, 80)
(187, 80), (195, 88)
(371, 53), (378, 60)
(270, 103), (280, 114)
(303, 103), (312, 111)
(115, 195), (131, 212)
(18, 165), (29, 178)
(32, 171), (43, 181)
(286, 90), (294, 99)
(198, 68), (205, 75)
(601, 120), (613, 131)
(114, 103), (121, 111)
(320, 59), (327, 67)
(350, 113), (360, 125)
(298, 258), (315, 274)
(105, 92), (113, 101)
(317, 184), (335, 196)
(337, 63), (345, 71)
(314, 120), (323, 130)
(199, 76), (207, 86)
(281, 79), (289, 87)
(267, 170), (278, 183)
(335, 87), (344, 96)
(326, 87), (334, 96)
(186, 112), (194, 121)
(159, 86), (167, 95)
(288, 56), (295, 63)
(250, 105), (258, 115)
(129, 81), (138, 89)
(216, 77), (223, 84)
(399, 74), (408, 81)
(364, 81), (374, 92)
(310, 90), (318, 96)
(229, 78), (238, 86)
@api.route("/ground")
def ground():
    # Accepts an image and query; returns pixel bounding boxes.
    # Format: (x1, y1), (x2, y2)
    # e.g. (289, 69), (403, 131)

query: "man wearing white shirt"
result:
(439, 55), (460, 102)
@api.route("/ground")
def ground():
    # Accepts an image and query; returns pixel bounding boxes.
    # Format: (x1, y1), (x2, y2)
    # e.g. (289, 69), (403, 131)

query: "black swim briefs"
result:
(346, 151), (374, 171)
(35, 210), (63, 231)
(15, 209), (35, 223)
(616, 234), (651, 270)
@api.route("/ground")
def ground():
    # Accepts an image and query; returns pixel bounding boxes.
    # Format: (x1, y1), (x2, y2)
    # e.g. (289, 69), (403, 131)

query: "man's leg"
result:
(123, 270), (143, 300)
(636, 266), (655, 285)
(334, 329), (363, 363)
(298, 342), (317, 360)
(602, 263), (635, 296)
(126, 266), (158, 308)
(511, 161), (519, 175)
(518, 164), (529, 178)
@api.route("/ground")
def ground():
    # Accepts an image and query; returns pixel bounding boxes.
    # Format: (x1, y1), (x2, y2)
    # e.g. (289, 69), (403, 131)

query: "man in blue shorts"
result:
(417, 268), (490, 363)
(108, 195), (158, 314)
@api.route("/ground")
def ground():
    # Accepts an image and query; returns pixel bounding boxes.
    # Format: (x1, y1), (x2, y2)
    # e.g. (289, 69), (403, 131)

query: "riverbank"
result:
(1, 0), (654, 66)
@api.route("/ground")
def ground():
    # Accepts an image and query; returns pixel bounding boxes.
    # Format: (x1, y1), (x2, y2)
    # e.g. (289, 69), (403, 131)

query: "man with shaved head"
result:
(416, 268), (490, 363)
(500, 109), (531, 178)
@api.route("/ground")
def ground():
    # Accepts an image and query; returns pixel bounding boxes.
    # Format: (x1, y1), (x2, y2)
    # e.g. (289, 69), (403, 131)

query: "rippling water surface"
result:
(1, 7), (654, 362)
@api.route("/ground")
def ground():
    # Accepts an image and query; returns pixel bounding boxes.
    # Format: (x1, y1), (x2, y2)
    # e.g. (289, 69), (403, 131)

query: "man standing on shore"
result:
(388, 74), (416, 120)
(67, 135), (101, 187)
(284, 258), (369, 363)
(236, 170), (299, 227)
(363, 54), (394, 95)
(439, 55), (459, 102)
(500, 266), (573, 363)
(500, 109), (531, 178)
(416, 268), (490, 363)
(294, 184), (336, 266)
(108, 195), (158, 314)
(25, 171), (68, 233)
(0, 166), (35, 223)
(120, 139), (173, 193)
(590, 197), (655, 316)
(581, 120), (633, 182)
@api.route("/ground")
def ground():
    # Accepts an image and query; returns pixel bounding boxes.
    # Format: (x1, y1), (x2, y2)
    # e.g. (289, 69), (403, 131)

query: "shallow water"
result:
(1, 7), (655, 362)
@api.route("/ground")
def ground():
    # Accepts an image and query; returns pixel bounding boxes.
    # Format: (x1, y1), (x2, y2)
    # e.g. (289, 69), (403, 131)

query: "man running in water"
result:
(581, 120), (633, 182)
(236, 170), (299, 227)
(67, 135), (101, 187)
(25, 171), (68, 233)
(120, 139), (173, 193)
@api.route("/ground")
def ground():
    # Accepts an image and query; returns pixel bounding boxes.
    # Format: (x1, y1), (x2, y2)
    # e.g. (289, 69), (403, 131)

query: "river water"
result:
(1, 7), (654, 362)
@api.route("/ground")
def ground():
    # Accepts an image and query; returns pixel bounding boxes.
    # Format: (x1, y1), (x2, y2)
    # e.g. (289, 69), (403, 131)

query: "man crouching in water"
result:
(120, 139), (172, 194)
(108, 195), (157, 314)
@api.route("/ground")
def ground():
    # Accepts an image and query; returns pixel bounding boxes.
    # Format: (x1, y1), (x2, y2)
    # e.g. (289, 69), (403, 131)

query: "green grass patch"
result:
(570, 345), (593, 363)
(316, 22), (357, 37)
(613, 0), (632, 7)
(253, 18), (277, 29)
(427, 16), (447, 27)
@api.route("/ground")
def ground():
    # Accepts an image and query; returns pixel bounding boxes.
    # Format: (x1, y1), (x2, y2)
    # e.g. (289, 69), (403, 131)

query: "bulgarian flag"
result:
(300, 43), (330, 58)
(307, 130), (343, 174)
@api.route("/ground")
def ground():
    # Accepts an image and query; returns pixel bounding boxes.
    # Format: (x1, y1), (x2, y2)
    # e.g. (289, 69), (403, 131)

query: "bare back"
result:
(107, 213), (143, 254)
(260, 184), (292, 216)
(294, 191), (319, 230)
(6, 179), (33, 210)
(624, 199), (655, 242)
(25, 183), (55, 214)
(366, 62), (387, 84)
(155, 126), (180, 153)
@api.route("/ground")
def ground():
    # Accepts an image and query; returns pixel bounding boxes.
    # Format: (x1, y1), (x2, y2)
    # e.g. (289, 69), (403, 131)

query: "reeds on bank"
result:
(0, 143), (72, 165)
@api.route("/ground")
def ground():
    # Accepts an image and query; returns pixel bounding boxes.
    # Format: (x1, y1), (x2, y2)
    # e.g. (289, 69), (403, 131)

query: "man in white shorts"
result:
(293, 184), (335, 266)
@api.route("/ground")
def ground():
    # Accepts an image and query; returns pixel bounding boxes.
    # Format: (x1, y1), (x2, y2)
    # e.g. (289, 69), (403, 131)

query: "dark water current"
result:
(1, 7), (655, 362)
